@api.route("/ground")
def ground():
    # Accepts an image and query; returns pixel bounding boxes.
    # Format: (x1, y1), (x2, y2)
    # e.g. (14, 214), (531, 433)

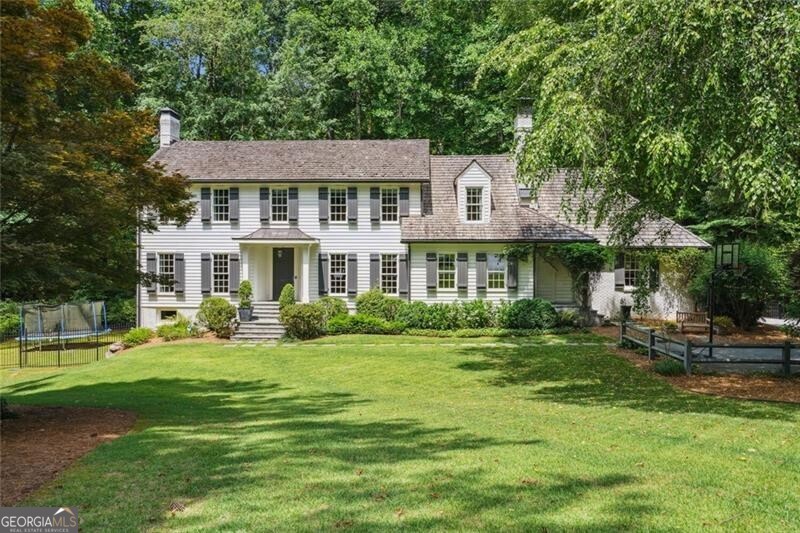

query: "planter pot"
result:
(238, 307), (253, 322)
(620, 305), (632, 321)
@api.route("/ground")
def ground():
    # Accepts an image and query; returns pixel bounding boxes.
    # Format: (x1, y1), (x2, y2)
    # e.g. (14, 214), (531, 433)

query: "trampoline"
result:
(19, 301), (110, 342)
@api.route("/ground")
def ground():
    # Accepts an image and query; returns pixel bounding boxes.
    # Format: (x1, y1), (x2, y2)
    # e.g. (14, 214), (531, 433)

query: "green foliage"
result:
(661, 320), (678, 334)
(497, 298), (557, 330)
(660, 248), (709, 307)
(278, 284), (295, 311)
(713, 316), (734, 331)
(556, 310), (580, 328)
(403, 327), (571, 338)
(326, 314), (404, 335)
(315, 296), (348, 323)
(689, 243), (788, 329)
(486, 1), (800, 245)
(238, 280), (253, 309)
(394, 301), (430, 329)
(156, 314), (192, 341)
(0, 301), (20, 337)
(355, 289), (403, 321)
(280, 303), (325, 340)
(653, 359), (685, 376)
(628, 251), (662, 315)
(499, 244), (533, 262)
(197, 297), (237, 338)
(546, 244), (610, 311)
(459, 300), (496, 329)
(105, 298), (135, 324)
(122, 327), (153, 347)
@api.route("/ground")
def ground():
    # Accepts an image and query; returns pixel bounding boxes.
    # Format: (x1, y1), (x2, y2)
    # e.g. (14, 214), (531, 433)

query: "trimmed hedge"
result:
(197, 297), (237, 338)
(281, 303), (325, 340)
(156, 314), (192, 341)
(403, 327), (574, 338)
(327, 314), (404, 335)
(355, 289), (404, 320)
(316, 296), (348, 323)
(122, 327), (153, 347)
(394, 298), (559, 331)
(497, 298), (557, 329)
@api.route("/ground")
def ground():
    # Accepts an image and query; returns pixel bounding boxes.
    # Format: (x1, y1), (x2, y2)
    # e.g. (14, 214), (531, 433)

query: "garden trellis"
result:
(19, 301), (109, 341)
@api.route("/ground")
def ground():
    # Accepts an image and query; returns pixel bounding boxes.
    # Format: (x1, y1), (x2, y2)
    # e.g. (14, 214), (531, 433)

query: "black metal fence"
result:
(0, 323), (133, 369)
(620, 321), (800, 376)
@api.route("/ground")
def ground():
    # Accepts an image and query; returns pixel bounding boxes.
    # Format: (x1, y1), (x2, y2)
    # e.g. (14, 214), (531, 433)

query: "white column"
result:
(241, 246), (249, 282)
(301, 244), (311, 302)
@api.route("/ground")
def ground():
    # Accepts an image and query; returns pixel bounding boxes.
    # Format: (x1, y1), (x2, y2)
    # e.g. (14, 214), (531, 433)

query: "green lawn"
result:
(2, 335), (798, 531)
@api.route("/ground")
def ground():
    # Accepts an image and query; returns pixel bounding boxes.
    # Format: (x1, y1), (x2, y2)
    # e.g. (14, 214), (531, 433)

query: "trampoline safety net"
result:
(20, 301), (108, 340)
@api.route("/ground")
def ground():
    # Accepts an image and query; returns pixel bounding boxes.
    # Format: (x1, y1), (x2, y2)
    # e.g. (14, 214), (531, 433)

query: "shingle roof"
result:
(534, 171), (710, 248)
(234, 227), (317, 242)
(401, 156), (596, 243)
(150, 139), (430, 182)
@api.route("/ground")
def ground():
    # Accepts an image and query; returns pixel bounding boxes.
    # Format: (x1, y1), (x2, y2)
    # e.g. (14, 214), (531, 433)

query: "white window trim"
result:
(465, 187), (484, 223)
(329, 253), (347, 296)
(381, 188), (399, 223)
(212, 253), (229, 294)
(212, 188), (230, 222)
(380, 254), (399, 295)
(329, 187), (348, 223)
(487, 254), (506, 290)
(157, 253), (175, 294)
(437, 253), (456, 290)
(623, 253), (640, 292)
(271, 188), (289, 223)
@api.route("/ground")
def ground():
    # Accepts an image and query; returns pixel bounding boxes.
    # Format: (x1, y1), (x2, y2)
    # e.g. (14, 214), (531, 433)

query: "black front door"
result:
(272, 248), (295, 301)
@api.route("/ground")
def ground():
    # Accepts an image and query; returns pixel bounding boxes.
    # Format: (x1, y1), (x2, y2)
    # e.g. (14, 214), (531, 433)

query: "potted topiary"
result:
(238, 280), (253, 322)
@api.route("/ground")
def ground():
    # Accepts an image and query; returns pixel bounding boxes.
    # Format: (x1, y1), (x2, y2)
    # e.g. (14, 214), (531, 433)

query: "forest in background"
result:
(1, 0), (797, 326)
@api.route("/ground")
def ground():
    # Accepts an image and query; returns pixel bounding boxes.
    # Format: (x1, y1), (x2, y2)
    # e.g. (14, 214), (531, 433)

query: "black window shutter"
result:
(288, 187), (299, 223)
(398, 253), (409, 298)
(476, 253), (487, 290)
(457, 252), (468, 290)
(229, 254), (240, 294)
(347, 254), (358, 295)
(319, 187), (329, 222)
(399, 187), (410, 217)
(507, 256), (518, 290)
(201, 253), (211, 294)
(200, 188), (211, 222)
(347, 187), (358, 222)
(174, 253), (185, 294)
(426, 252), (437, 290)
(260, 187), (270, 225)
(370, 187), (380, 222)
(370, 254), (380, 289)
(319, 253), (329, 296)
(614, 253), (625, 291)
(229, 187), (240, 222)
(146, 252), (157, 293)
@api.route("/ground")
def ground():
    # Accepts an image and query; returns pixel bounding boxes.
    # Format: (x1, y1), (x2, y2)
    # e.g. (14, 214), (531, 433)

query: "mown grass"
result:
(1, 334), (798, 531)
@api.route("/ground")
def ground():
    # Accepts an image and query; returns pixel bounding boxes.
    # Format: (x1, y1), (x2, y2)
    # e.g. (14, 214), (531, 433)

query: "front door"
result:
(272, 248), (295, 301)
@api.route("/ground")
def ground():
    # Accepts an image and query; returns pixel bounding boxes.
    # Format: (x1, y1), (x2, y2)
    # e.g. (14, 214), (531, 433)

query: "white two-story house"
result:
(138, 108), (708, 329)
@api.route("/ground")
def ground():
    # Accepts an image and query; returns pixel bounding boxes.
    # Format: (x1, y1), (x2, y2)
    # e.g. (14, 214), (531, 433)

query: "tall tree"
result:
(484, 0), (800, 244)
(1, 0), (193, 300)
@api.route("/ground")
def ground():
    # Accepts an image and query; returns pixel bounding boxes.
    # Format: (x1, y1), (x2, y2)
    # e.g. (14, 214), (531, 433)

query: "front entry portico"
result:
(233, 228), (318, 303)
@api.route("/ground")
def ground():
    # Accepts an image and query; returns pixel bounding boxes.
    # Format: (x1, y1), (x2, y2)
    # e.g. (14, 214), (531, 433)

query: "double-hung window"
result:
(487, 254), (506, 289)
(158, 253), (175, 294)
(212, 253), (229, 293)
(329, 254), (347, 295)
(381, 254), (398, 294)
(330, 188), (347, 222)
(381, 188), (399, 222)
(624, 254), (640, 287)
(213, 189), (229, 222)
(466, 187), (483, 221)
(437, 253), (456, 289)
(271, 189), (288, 222)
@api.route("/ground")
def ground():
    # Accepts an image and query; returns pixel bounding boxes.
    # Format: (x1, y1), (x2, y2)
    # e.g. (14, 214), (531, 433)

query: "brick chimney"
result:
(159, 108), (181, 147)
(514, 99), (533, 140)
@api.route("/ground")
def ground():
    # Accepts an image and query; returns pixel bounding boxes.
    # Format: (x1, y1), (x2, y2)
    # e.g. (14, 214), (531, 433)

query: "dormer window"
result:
(466, 187), (483, 221)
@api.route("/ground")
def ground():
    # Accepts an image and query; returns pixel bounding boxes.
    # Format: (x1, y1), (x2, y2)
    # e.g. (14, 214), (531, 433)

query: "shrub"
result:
(278, 283), (295, 311)
(280, 303), (325, 339)
(713, 316), (734, 330)
(498, 298), (557, 329)
(238, 280), (253, 309)
(0, 301), (20, 337)
(327, 314), (404, 335)
(556, 310), (580, 328)
(122, 327), (153, 347)
(460, 300), (496, 328)
(197, 297), (237, 338)
(661, 320), (678, 333)
(316, 296), (348, 323)
(105, 298), (136, 324)
(403, 327), (570, 338)
(653, 358), (685, 376)
(156, 314), (192, 341)
(395, 301), (428, 329)
(355, 289), (405, 320)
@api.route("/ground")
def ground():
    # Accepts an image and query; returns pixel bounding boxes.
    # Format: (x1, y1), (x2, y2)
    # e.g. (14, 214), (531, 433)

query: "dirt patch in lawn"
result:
(0, 406), (136, 505)
(593, 326), (800, 404)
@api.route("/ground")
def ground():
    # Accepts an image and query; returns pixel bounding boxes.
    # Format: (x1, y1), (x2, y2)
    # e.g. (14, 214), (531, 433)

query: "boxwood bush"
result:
(497, 298), (557, 329)
(155, 314), (192, 341)
(281, 303), (325, 340)
(122, 327), (153, 347)
(653, 358), (685, 376)
(355, 289), (404, 320)
(315, 296), (348, 323)
(327, 314), (404, 335)
(197, 297), (237, 338)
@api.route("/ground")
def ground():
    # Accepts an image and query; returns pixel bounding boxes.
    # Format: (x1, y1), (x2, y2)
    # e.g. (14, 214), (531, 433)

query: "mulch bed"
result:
(593, 326), (800, 404)
(0, 406), (136, 505)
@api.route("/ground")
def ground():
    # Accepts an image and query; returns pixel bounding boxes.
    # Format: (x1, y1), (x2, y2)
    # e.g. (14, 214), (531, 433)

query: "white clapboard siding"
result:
(456, 162), (492, 223)
(139, 182), (421, 326)
(408, 244), (535, 303)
